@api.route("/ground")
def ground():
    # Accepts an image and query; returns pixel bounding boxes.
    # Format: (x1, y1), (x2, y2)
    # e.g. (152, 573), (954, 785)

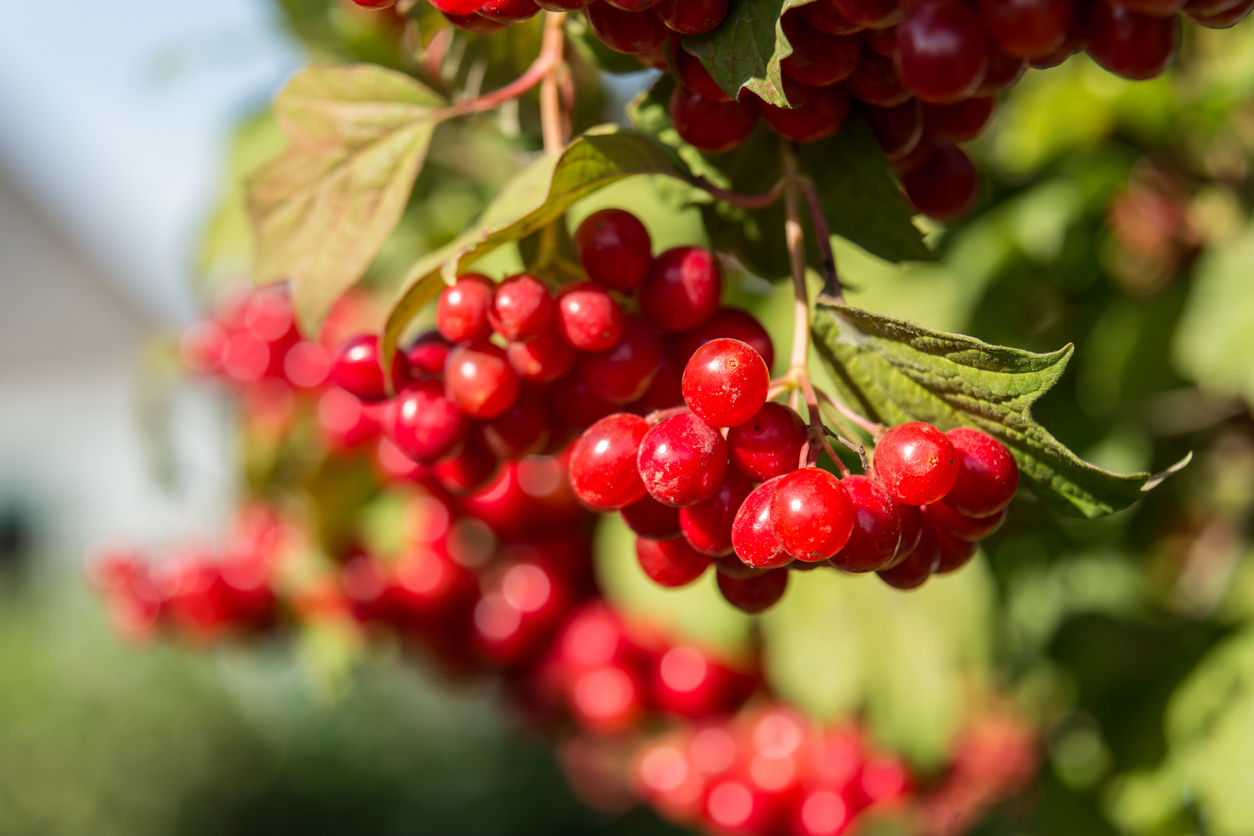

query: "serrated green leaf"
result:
(381, 126), (690, 366)
(812, 301), (1186, 518)
(248, 64), (446, 334)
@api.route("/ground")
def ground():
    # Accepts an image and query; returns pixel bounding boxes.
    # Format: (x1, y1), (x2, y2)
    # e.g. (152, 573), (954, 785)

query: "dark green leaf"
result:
(681, 0), (799, 106)
(811, 301), (1188, 518)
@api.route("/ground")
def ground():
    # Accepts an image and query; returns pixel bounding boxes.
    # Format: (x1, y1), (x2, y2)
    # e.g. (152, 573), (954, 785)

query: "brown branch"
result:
(439, 11), (567, 121)
(800, 176), (843, 302)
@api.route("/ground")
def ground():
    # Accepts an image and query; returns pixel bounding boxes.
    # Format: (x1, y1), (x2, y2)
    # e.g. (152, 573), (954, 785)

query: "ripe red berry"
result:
(484, 386), (552, 459)
(922, 501), (1006, 541)
(978, 0), (1071, 58)
(549, 372), (617, 431)
(679, 472), (755, 557)
(758, 79), (851, 143)
(478, 0), (540, 21)
(489, 273), (553, 341)
(585, 2), (668, 53)
(536, 0), (596, 7)
(406, 331), (452, 377)
(1114, 0), (1185, 14)
(670, 88), (759, 154)
(640, 247), (723, 332)
(569, 413), (650, 510)
(443, 9), (508, 30)
(555, 282), (626, 352)
(432, 0), (487, 12)
(727, 402), (807, 482)
(781, 16), (862, 87)
(655, 0), (730, 33)
(834, 0), (906, 27)
(627, 358), (685, 416)
(578, 314), (665, 404)
(874, 421), (959, 506)
(717, 567), (789, 613)
(770, 468), (855, 561)
(673, 307), (775, 371)
(944, 427), (1019, 517)
(353, 0), (398, 6)
(507, 330), (577, 383)
(861, 25), (897, 55)
(575, 209), (653, 292)
(902, 144), (978, 221)
(931, 523), (977, 573)
(637, 413), (728, 507)
(846, 49), (912, 107)
(444, 341), (521, 419)
(636, 537), (713, 587)
(876, 525), (940, 589)
(731, 477), (794, 569)
(921, 97), (995, 144)
(1187, 0), (1254, 25)
(431, 430), (499, 495)
(672, 42), (733, 101)
(605, 0), (662, 9)
(976, 49), (1028, 95)
(869, 99), (923, 162)
(1086, 0), (1178, 80)
(621, 494), (683, 540)
(802, 0), (865, 34)
(830, 475), (902, 572)
(385, 381), (468, 463)
(895, 1), (989, 104)
(437, 274), (495, 343)
(890, 502), (923, 567)
(682, 338), (771, 429)
(331, 334), (409, 402)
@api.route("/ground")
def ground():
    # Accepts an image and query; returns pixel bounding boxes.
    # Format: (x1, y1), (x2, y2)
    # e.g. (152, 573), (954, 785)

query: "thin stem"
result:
(439, 11), (566, 121)
(539, 12), (566, 154)
(782, 144), (809, 376)
(826, 427), (869, 471)
(688, 176), (786, 211)
(814, 388), (885, 439)
(646, 405), (690, 425)
(800, 176), (843, 302)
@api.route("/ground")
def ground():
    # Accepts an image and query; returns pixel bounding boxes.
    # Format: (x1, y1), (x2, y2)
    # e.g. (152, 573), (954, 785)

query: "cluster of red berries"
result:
(350, 0), (728, 38)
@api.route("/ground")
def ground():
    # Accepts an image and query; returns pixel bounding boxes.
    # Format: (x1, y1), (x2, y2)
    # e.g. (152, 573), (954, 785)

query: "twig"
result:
(800, 176), (843, 302)
(814, 388), (884, 439)
(538, 12), (566, 154)
(438, 11), (567, 121)
(688, 176), (786, 211)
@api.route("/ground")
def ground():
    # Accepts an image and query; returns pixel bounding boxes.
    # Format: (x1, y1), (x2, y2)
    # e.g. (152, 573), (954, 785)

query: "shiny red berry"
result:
(489, 273), (553, 341)
(717, 567), (789, 613)
(437, 274), (495, 343)
(877, 525), (940, 589)
(802, 0), (866, 34)
(549, 372), (617, 431)
(444, 341), (521, 419)
(830, 474), (902, 572)
(869, 99), (923, 162)
(931, 522), (978, 573)
(673, 307), (775, 371)
(575, 208), (653, 292)
(726, 401), (807, 482)
(478, 0), (540, 21)
(507, 330), (577, 383)
(636, 537), (713, 587)
(585, 2), (668, 53)
(782, 16), (862, 87)
(405, 331), (452, 377)
(902, 144), (978, 221)
(679, 471), (755, 557)
(331, 334), (409, 402)
(944, 427), (1019, 517)
(682, 338), (771, 429)
(386, 381), (468, 463)
(483, 386), (552, 459)
(874, 421), (959, 506)
(432, 0), (487, 12)
(921, 97), (995, 144)
(978, 0), (1071, 58)
(655, 0), (730, 33)
(731, 477), (794, 569)
(834, 0), (906, 27)
(976, 49), (1028, 95)
(637, 413), (728, 507)
(640, 247), (723, 332)
(1086, 0), (1178, 80)
(922, 500), (1006, 542)
(555, 281), (626, 352)
(896, 1), (989, 104)
(578, 314), (665, 404)
(431, 430), (499, 495)
(621, 494), (683, 540)
(670, 88), (759, 154)
(847, 49), (913, 107)
(672, 42), (733, 101)
(569, 413), (651, 510)
(770, 468), (855, 561)
(758, 79), (851, 143)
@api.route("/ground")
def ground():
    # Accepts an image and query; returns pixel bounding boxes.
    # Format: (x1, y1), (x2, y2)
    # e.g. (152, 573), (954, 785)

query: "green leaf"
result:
(681, 0), (816, 107)
(811, 301), (1188, 518)
(247, 64), (446, 334)
(381, 126), (689, 366)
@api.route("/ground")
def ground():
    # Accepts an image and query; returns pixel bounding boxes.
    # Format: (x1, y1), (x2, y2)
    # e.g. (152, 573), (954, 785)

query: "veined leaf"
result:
(812, 301), (1188, 518)
(381, 126), (689, 367)
(248, 64), (446, 334)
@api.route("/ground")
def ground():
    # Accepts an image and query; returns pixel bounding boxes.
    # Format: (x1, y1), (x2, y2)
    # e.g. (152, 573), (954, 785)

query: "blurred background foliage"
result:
(7, 2), (1254, 835)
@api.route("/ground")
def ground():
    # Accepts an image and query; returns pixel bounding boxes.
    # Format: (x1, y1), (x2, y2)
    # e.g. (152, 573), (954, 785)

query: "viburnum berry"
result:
(444, 341), (521, 419)
(655, 0), (731, 33)
(670, 88), (760, 154)
(674, 307), (775, 371)
(605, 0), (662, 9)
(506, 331), (577, 383)
(1086, 0), (1179, 80)
(801, 0), (865, 34)
(331, 334), (409, 402)
(431, 0), (487, 12)
(636, 537), (713, 587)
(671, 42), (733, 101)
(830, 475), (902, 572)
(628, 358), (684, 416)
(640, 247), (724, 332)
(585, 2), (669, 53)
(431, 430), (499, 495)
(353, 0), (398, 6)
(781, 16), (862, 87)
(895, 0), (990, 104)
(406, 331), (452, 377)
(716, 567), (790, 613)
(536, 0), (596, 7)
(861, 25), (897, 55)
(931, 523), (978, 574)
(902, 144), (979, 221)
(978, 0), (1071, 58)
(757, 79), (851, 143)
(846, 49), (913, 107)
(976, 49), (1029, 95)
(874, 421), (959, 506)
(1187, 0), (1254, 25)
(386, 380), (468, 463)
(555, 282), (625, 352)
(921, 98), (996, 144)
(922, 501), (1006, 541)
(834, 0), (906, 28)
(621, 494), (683, 540)
(727, 403), (807, 482)
(682, 338), (771, 429)
(650, 645), (756, 720)
(443, 9), (509, 31)
(549, 371), (617, 431)
(679, 471), (755, 556)
(637, 414), (728, 508)
(483, 386), (551, 460)
(569, 413), (650, 511)
(489, 273), (553, 341)
(944, 428), (1019, 517)
(437, 274), (495, 343)
(731, 477), (793, 569)
(575, 208), (653, 292)
(577, 314), (665, 404)
(770, 468), (855, 561)
(869, 99), (923, 162)
(478, 0), (541, 21)
(877, 525), (940, 589)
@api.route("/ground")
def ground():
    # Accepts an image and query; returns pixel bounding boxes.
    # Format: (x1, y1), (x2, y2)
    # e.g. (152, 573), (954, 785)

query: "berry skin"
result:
(978, 0), (1071, 58)
(575, 209), (653, 292)
(877, 525), (940, 589)
(869, 99), (923, 162)
(484, 386), (551, 460)
(976, 49), (1028, 95)
(444, 341), (521, 419)
(921, 97), (995, 144)
(679, 472), (755, 557)
(674, 307), (775, 371)
(861, 25), (897, 55)
(437, 274), (495, 343)
(931, 523), (977, 573)
(1086, 0), (1178, 80)
(489, 273), (553, 341)
(640, 247), (724, 332)
(627, 358), (684, 416)
(802, 0), (866, 34)
(672, 42), (733, 101)
(605, 0), (662, 9)
(478, 0), (540, 21)
(431, 430), (499, 495)
(874, 421), (960, 506)
(549, 372), (618, 431)
(770, 468), (855, 561)
(406, 331), (452, 377)
(569, 413), (650, 511)
(717, 568), (789, 613)
(922, 501), (1006, 541)
(890, 502), (923, 566)
(944, 428), (1019, 517)
(727, 402), (807, 482)
(331, 334), (409, 402)
(431, 0), (487, 12)
(386, 381), (468, 463)
(895, 1), (989, 104)
(621, 495), (683, 540)
(585, 2), (669, 53)
(682, 338), (771, 429)
(758, 79), (851, 143)
(1186, 0), (1254, 26)
(507, 331), (577, 383)
(902, 144), (978, 221)
(555, 282), (626, 352)
(834, 0), (906, 27)
(443, 10), (508, 31)
(731, 477), (794, 569)
(637, 413), (729, 507)
(830, 475), (902, 572)
(636, 537), (713, 587)
(847, 49), (913, 107)
(578, 314), (665, 405)
(655, 0), (731, 33)
(670, 88), (759, 154)
(781, 16), (862, 87)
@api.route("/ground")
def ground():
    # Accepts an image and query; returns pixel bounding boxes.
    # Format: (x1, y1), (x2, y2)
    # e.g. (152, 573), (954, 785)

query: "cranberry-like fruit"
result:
(846, 49), (913, 107)
(432, 0), (487, 12)
(770, 468), (855, 561)
(931, 523), (978, 573)
(830, 475), (902, 572)
(672, 42), (733, 101)
(874, 421), (959, 506)
(877, 525), (940, 589)
(781, 17), (862, 87)
(834, 0), (906, 27)
(1187, 0), (1254, 25)
(758, 80), (851, 143)
(922, 501), (1006, 541)
(670, 88), (759, 154)
(431, 430), (499, 495)
(585, 2), (669, 53)
(869, 99), (923, 162)
(944, 427), (1019, 517)
(902, 144), (978, 221)
(549, 372), (617, 431)
(331, 334), (408, 402)
(727, 402), (807, 482)
(478, 0), (540, 21)
(731, 477), (794, 569)
(673, 307), (775, 371)
(444, 341), (521, 419)
(507, 331), (577, 383)
(578, 314), (665, 404)
(555, 281), (626, 352)
(489, 273), (553, 341)
(406, 331), (451, 377)
(679, 471), (755, 557)
(353, 0), (398, 6)
(655, 0), (730, 33)
(978, 0), (1071, 58)
(621, 494), (683, 540)
(861, 25), (897, 55)
(637, 537), (713, 587)
(802, 0), (865, 34)
(484, 386), (551, 459)
(640, 247), (724, 332)
(386, 381), (468, 463)
(895, 1), (989, 104)
(682, 338), (771, 429)
(921, 97), (995, 143)
(437, 274), (495, 343)
(638, 413), (728, 507)
(717, 568), (789, 613)
(576, 208), (653, 292)
(1086, 0), (1178, 80)
(976, 49), (1029, 95)
(443, 9), (508, 31)
(569, 413), (650, 510)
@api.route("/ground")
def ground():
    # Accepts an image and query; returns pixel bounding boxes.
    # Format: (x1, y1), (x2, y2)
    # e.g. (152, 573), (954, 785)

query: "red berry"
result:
(895, 1), (989, 104)
(484, 386), (552, 459)
(385, 381), (468, 463)
(1086, 0), (1178, 80)
(921, 97), (995, 144)
(478, 0), (540, 21)
(575, 209), (653, 292)
(585, 2), (668, 53)
(640, 247), (724, 332)
(781, 16), (862, 87)
(1114, 0), (1184, 14)
(682, 338), (771, 429)
(727, 402), (807, 482)
(802, 0), (866, 34)
(569, 413), (650, 510)
(944, 427), (1019, 517)
(431, 430), (499, 495)
(834, 0), (906, 27)
(353, 0), (398, 6)
(731, 477), (794, 569)
(621, 495), (683, 540)
(931, 522), (977, 573)
(770, 468), (855, 562)
(406, 331), (452, 377)
(637, 413), (728, 507)
(650, 646), (756, 719)
(846, 49), (912, 107)
(1187, 0), (1254, 24)
(978, 0), (1071, 58)
(578, 314), (665, 404)
(976, 49), (1028, 95)
(673, 307), (775, 371)
(758, 79), (851, 143)
(670, 88), (759, 154)
(444, 341), (521, 419)
(549, 372), (618, 430)
(679, 472), (755, 556)
(432, 0), (487, 12)
(672, 42), (733, 101)
(869, 99), (923, 162)
(874, 421), (959, 506)
(655, 0), (730, 33)
(536, 0), (596, 7)
(890, 502), (923, 567)
(628, 358), (685, 416)
(830, 475), (902, 572)
(555, 282), (626, 352)
(443, 9), (508, 30)
(507, 330), (577, 383)
(437, 274), (495, 343)
(715, 554), (768, 579)
(331, 334), (409, 402)
(877, 525), (940, 589)
(861, 25), (897, 55)
(489, 273), (553, 341)
(922, 501), (1006, 541)
(717, 568), (789, 613)
(605, 0), (662, 9)
(636, 537), (713, 587)
(902, 144), (978, 221)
